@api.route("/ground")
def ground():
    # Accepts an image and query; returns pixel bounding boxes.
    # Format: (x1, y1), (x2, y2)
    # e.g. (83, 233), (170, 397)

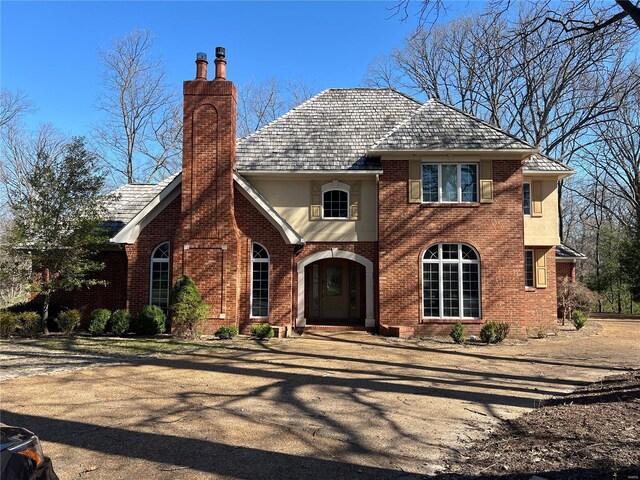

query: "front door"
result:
(322, 260), (348, 318)
(307, 259), (361, 322)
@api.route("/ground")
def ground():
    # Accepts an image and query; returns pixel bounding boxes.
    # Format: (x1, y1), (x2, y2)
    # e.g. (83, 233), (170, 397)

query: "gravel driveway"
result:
(1, 318), (637, 479)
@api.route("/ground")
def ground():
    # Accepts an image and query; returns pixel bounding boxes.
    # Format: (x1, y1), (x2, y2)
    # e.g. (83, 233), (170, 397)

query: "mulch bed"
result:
(442, 371), (640, 479)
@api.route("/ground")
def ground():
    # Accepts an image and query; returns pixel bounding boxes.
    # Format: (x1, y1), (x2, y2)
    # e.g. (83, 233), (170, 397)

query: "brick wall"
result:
(523, 246), (558, 334)
(124, 195), (181, 316)
(235, 187), (296, 331)
(378, 159), (532, 338)
(556, 261), (576, 283)
(50, 250), (128, 326)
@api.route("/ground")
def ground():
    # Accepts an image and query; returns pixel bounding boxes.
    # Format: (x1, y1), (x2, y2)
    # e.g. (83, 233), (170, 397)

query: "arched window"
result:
(322, 181), (350, 219)
(422, 243), (480, 319)
(251, 243), (269, 317)
(150, 242), (170, 313)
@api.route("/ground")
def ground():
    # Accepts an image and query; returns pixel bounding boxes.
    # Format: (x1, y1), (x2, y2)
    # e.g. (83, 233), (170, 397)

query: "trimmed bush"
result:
(449, 321), (465, 344)
(17, 312), (41, 337)
(480, 322), (497, 344)
(109, 309), (131, 335)
(56, 309), (81, 335)
(494, 322), (510, 342)
(215, 325), (238, 340)
(135, 305), (166, 335)
(251, 323), (274, 339)
(571, 310), (588, 330)
(89, 309), (111, 335)
(0, 311), (19, 338)
(170, 275), (209, 338)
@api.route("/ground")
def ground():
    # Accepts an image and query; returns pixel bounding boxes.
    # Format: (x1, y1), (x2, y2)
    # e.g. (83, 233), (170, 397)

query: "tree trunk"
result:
(42, 294), (50, 335)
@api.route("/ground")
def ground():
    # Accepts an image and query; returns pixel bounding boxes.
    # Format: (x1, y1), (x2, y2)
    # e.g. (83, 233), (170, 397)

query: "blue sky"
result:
(0, 1), (479, 136)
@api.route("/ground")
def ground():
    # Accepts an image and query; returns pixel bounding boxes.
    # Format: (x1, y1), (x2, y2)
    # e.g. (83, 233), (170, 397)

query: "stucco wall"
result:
(524, 176), (560, 246)
(246, 175), (377, 242)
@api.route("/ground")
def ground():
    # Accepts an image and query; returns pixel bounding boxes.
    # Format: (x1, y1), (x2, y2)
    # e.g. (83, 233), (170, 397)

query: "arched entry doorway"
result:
(296, 249), (374, 328)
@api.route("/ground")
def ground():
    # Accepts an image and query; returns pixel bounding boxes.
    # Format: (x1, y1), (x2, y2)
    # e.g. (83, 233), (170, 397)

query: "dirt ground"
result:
(0, 317), (638, 479)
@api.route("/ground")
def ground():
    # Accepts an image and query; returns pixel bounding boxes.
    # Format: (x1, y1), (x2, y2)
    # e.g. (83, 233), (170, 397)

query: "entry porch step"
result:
(298, 324), (371, 332)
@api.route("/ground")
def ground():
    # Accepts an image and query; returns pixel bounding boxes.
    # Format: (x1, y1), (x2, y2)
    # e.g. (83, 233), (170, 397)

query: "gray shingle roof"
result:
(103, 173), (179, 236)
(371, 98), (534, 151)
(236, 88), (421, 171)
(523, 153), (573, 174)
(556, 244), (586, 260)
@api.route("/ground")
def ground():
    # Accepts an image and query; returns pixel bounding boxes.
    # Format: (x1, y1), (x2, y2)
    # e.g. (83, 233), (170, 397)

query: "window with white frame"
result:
(524, 250), (535, 287)
(523, 183), (531, 215)
(422, 243), (480, 319)
(150, 242), (170, 313)
(251, 243), (269, 317)
(422, 163), (478, 203)
(322, 181), (350, 219)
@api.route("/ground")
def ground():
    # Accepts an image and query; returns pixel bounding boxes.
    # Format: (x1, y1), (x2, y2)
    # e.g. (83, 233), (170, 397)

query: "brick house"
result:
(70, 48), (584, 338)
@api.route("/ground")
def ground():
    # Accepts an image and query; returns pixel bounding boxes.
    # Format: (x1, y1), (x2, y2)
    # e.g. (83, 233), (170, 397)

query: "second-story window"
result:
(523, 183), (531, 215)
(422, 163), (478, 203)
(322, 181), (350, 219)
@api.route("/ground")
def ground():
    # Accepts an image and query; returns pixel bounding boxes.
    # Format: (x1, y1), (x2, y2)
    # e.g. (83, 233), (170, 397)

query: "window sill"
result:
(525, 287), (537, 292)
(420, 202), (481, 208)
(421, 317), (482, 324)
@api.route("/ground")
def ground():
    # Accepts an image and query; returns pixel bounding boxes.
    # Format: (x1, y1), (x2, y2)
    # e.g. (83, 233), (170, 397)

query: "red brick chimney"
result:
(176, 47), (240, 331)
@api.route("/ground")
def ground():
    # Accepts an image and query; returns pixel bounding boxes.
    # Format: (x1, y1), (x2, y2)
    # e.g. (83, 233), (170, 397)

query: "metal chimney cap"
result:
(215, 47), (226, 59)
(196, 52), (207, 60)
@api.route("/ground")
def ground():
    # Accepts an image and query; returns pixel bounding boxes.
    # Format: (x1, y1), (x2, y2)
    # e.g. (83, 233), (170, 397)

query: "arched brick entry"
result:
(296, 249), (374, 328)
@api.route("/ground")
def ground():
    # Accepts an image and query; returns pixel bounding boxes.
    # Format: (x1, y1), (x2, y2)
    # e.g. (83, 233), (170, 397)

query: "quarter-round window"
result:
(422, 243), (480, 319)
(321, 181), (350, 219)
(150, 242), (170, 313)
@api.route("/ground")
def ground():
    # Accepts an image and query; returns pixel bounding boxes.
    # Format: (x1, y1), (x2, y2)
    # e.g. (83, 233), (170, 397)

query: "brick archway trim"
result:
(296, 248), (374, 328)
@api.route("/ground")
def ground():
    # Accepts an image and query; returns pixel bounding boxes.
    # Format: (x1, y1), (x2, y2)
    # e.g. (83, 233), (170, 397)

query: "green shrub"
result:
(109, 309), (131, 335)
(55, 309), (81, 334)
(251, 323), (274, 339)
(215, 325), (238, 340)
(17, 312), (41, 337)
(0, 311), (19, 338)
(494, 322), (510, 342)
(449, 321), (465, 344)
(571, 310), (588, 330)
(89, 309), (111, 335)
(170, 275), (209, 338)
(135, 305), (166, 335)
(480, 322), (497, 344)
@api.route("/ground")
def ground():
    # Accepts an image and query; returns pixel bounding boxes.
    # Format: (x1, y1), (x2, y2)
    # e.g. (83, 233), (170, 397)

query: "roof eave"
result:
(523, 169), (575, 179)
(367, 148), (538, 156)
(238, 169), (383, 176)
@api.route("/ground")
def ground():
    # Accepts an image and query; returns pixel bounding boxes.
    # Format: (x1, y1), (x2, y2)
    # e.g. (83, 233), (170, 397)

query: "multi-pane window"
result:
(251, 243), (269, 317)
(422, 243), (481, 319)
(523, 183), (531, 215)
(323, 189), (349, 219)
(422, 163), (478, 203)
(150, 242), (170, 313)
(525, 250), (535, 287)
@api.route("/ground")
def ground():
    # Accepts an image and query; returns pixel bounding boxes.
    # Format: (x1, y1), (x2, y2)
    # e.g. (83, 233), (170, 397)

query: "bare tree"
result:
(94, 28), (182, 185)
(0, 89), (34, 128)
(237, 77), (315, 138)
(392, 1), (640, 36)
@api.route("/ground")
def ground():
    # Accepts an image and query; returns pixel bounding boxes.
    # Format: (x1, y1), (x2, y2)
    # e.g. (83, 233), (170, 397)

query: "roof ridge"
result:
(429, 97), (535, 149)
(237, 88), (326, 145)
(370, 100), (427, 150)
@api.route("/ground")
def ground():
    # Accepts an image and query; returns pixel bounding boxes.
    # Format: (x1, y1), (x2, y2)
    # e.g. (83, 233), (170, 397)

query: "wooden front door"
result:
(308, 259), (361, 322)
(322, 260), (348, 318)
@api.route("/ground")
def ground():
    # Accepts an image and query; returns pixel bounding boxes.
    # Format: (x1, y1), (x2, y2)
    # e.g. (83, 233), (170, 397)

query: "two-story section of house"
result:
(64, 49), (576, 338)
